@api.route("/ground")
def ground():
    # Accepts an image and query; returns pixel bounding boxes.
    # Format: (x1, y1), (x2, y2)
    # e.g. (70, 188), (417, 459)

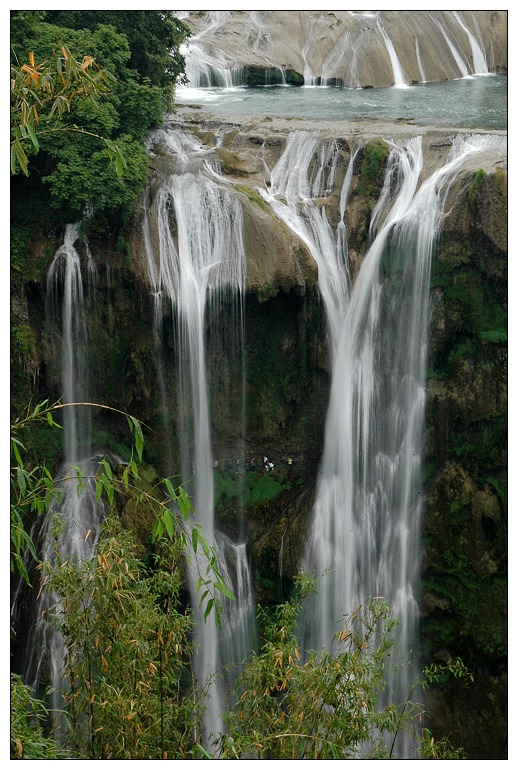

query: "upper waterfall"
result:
(142, 128), (254, 748)
(179, 10), (506, 90)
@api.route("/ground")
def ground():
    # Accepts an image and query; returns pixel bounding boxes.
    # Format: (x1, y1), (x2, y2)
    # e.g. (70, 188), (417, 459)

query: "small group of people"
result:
(244, 455), (274, 472)
(263, 455), (274, 472)
(242, 454), (294, 474)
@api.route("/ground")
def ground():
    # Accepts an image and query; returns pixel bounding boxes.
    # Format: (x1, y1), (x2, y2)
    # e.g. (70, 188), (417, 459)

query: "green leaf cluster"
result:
(43, 515), (197, 759)
(218, 575), (467, 759)
(10, 674), (66, 759)
(11, 401), (467, 760)
(10, 400), (63, 585)
(43, 10), (190, 91)
(10, 11), (190, 231)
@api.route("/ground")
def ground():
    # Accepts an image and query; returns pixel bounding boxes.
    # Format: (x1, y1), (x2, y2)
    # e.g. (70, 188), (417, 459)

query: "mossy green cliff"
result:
(11, 121), (507, 758)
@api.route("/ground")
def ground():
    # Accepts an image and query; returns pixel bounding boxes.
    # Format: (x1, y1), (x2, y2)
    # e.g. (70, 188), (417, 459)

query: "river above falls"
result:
(176, 74), (507, 131)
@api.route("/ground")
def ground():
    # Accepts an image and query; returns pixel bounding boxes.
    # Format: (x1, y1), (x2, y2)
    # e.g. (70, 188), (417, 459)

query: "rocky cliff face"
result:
(12, 110), (507, 757)
(420, 165), (507, 759)
(181, 10), (507, 88)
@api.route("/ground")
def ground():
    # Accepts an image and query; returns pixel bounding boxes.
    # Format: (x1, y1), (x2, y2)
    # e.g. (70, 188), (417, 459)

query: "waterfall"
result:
(216, 536), (257, 696)
(302, 15), (320, 86)
(429, 13), (470, 78)
(143, 129), (255, 748)
(346, 31), (368, 89)
(17, 225), (104, 721)
(245, 11), (274, 55)
(262, 130), (504, 756)
(46, 224), (93, 464)
(245, 11), (287, 85)
(321, 30), (351, 86)
(262, 132), (352, 353)
(415, 38), (427, 82)
(452, 11), (489, 75)
(181, 11), (237, 88)
(306, 134), (505, 755)
(377, 19), (410, 88)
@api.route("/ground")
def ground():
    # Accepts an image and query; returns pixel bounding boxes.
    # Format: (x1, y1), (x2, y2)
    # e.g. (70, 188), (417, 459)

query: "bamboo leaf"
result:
(214, 580), (236, 601)
(163, 510), (175, 540)
(80, 55), (95, 71)
(16, 468), (27, 497)
(203, 598), (214, 622)
(26, 122), (39, 151)
(164, 477), (176, 501)
(129, 416), (144, 461)
(11, 439), (24, 468)
(152, 517), (164, 542)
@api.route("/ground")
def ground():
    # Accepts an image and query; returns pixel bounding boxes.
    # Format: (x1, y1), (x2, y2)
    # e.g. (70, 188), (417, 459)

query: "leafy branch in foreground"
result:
(41, 514), (198, 759)
(218, 573), (468, 760)
(389, 655), (473, 758)
(10, 399), (233, 621)
(11, 46), (126, 178)
(10, 674), (67, 759)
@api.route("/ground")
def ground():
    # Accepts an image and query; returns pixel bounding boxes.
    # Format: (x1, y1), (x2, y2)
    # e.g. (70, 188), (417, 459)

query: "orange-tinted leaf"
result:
(80, 56), (95, 71)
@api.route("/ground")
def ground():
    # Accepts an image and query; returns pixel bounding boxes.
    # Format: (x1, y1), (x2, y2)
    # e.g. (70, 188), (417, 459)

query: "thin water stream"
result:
(17, 225), (105, 726)
(143, 129), (255, 747)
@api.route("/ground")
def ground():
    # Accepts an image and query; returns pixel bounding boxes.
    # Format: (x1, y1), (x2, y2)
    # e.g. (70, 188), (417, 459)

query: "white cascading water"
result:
(18, 224), (104, 720)
(261, 132), (353, 352)
(415, 38), (428, 83)
(246, 11), (287, 85)
(377, 18), (410, 88)
(452, 11), (489, 75)
(320, 29), (353, 86)
(181, 11), (236, 88)
(143, 129), (255, 748)
(301, 15), (319, 86)
(262, 130), (505, 756)
(429, 13), (470, 79)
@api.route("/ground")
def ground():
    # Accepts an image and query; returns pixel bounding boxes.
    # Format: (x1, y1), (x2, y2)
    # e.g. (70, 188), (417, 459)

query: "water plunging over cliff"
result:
(143, 129), (255, 746)
(259, 129), (505, 756)
(179, 10), (505, 91)
(18, 225), (104, 720)
(319, 134), (504, 755)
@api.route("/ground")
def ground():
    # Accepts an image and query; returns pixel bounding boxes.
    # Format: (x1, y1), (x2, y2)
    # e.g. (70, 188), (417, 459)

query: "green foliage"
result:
(10, 11), (190, 232)
(478, 329), (507, 343)
(418, 729), (465, 759)
(11, 399), (233, 624)
(43, 132), (149, 223)
(10, 674), (66, 759)
(421, 550), (507, 659)
(43, 10), (190, 92)
(12, 401), (468, 759)
(214, 469), (292, 513)
(11, 323), (37, 356)
(355, 139), (389, 197)
(10, 44), (117, 177)
(467, 168), (486, 205)
(44, 515), (197, 759)
(10, 399), (236, 757)
(10, 400), (63, 584)
(217, 575), (467, 759)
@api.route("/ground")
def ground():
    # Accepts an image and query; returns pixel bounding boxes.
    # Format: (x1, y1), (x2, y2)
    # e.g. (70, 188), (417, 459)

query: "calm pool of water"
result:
(176, 74), (507, 130)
